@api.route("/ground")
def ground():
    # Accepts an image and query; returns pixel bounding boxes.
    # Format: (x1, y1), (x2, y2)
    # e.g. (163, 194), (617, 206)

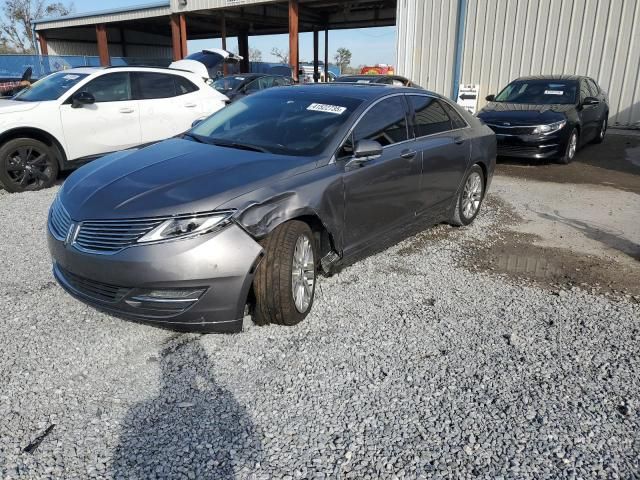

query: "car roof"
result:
(516, 74), (583, 81)
(283, 83), (439, 100)
(222, 73), (264, 79)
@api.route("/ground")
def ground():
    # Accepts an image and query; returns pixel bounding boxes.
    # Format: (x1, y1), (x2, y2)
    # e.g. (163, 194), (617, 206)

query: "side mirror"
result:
(354, 139), (383, 159)
(485, 94), (496, 102)
(583, 96), (600, 106)
(71, 91), (95, 108)
(345, 140), (383, 169)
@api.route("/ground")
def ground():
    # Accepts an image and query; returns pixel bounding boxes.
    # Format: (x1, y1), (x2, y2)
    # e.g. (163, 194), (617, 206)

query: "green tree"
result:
(333, 47), (352, 73)
(1, 0), (73, 53)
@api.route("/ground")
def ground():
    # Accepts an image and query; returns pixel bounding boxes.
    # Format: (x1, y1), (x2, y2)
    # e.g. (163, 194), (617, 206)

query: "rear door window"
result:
(441, 101), (468, 129)
(407, 95), (453, 137)
(175, 76), (199, 95)
(353, 96), (409, 147)
(134, 72), (177, 100)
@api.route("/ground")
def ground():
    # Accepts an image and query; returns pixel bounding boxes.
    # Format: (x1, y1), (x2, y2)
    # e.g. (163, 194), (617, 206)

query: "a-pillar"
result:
(238, 31), (250, 73)
(96, 24), (109, 66)
(289, 0), (299, 82)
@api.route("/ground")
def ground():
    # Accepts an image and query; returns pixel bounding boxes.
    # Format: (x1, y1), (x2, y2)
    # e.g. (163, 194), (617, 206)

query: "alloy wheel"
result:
(461, 171), (483, 220)
(291, 234), (315, 313)
(567, 133), (577, 160)
(5, 146), (54, 190)
(600, 119), (607, 139)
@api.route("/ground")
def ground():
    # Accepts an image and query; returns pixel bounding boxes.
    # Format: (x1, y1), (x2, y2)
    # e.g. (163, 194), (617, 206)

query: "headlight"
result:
(137, 211), (233, 244)
(532, 120), (566, 135)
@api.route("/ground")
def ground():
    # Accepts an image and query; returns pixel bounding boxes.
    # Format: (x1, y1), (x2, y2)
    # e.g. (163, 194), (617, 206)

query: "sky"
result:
(71, 0), (397, 66)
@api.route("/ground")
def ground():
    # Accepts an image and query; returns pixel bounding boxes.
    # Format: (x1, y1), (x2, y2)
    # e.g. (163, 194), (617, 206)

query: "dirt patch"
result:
(496, 134), (640, 194)
(463, 230), (640, 298)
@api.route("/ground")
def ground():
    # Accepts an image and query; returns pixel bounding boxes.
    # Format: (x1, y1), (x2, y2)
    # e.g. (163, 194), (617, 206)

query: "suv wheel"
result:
(253, 220), (316, 326)
(0, 138), (59, 193)
(449, 164), (485, 226)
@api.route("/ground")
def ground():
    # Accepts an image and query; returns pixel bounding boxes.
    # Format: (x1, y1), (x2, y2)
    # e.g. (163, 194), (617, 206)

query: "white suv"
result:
(0, 66), (228, 192)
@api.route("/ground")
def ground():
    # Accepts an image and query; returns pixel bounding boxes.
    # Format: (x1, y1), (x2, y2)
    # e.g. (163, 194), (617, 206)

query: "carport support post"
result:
(221, 13), (228, 76)
(289, 0), (299, 82)
(37, 32), (48, 56)
(170, 15), (181, 61)
(313, 27), (319, 82)
(324, 28), (329, 81)
(179, 14), (188, 59)
(238, 31), (250, 73)
(96, 24), (110, 66)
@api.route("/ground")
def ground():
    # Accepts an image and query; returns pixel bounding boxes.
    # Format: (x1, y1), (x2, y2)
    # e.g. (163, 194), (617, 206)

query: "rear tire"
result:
(0, 138), (59, 193)
(253, 220), (316, 326)
(558, 129), (578, 164)
(591, 116), (607, 144)
(449, 164), (485, 227)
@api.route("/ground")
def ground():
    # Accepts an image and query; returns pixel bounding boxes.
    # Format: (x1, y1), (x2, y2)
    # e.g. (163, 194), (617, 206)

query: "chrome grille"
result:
(49, 197), (72, 240)
(75, 218), (165, 253)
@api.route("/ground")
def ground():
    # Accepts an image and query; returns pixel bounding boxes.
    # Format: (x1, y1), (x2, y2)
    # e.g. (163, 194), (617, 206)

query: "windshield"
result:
(213, 76), (247, 92)
(190, 90), (363, 156)
(494, 79), (578, 105)
(13, 72), (88, 102)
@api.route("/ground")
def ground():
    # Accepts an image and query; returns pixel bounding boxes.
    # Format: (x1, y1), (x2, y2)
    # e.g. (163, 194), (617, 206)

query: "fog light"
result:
(131, 288), (206, 303)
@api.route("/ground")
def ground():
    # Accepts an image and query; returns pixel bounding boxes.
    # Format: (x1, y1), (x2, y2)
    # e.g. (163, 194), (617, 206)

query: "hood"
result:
(478, 102), (573, 124)
(0, 99), (41, 114)
(60, 138), (316, 220)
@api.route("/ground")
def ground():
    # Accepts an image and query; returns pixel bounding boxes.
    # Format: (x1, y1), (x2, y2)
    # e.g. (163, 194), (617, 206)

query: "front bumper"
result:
(48, 223), (263, 333)
(490, 128), (570, 159)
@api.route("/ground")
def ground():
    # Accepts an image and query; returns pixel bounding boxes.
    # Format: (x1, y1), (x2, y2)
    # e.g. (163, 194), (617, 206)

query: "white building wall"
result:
(396, 0), (640, 127)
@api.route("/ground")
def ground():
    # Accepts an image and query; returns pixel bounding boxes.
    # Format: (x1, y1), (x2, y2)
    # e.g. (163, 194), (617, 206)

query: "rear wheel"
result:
(0, 138), (58, 193)
(253, 220), (316, 326)
(558, 129), (578, 164)
(591, 116), (607, 144)
(449, 164), (485, 227)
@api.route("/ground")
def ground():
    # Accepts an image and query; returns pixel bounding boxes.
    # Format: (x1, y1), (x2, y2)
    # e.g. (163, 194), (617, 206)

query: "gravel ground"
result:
(0, 180), (639, 479)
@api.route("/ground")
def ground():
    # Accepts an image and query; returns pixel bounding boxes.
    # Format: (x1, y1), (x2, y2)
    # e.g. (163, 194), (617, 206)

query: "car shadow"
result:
(110, 335), (262, 479)
(537, 210), (640, 261)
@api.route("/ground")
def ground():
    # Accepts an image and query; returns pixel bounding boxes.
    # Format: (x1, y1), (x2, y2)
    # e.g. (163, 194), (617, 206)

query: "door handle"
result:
(184, 103), (197, 108)
(400, 150), (417, 159)
(119, 107), (135, 114)
(454, 136), (465, 145)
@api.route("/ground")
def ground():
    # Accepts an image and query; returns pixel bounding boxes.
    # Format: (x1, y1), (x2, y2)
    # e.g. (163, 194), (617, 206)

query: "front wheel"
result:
(558, 129), (578, 164)
(449, 165), (485, 227)
(0, 138), (59, 193)
(253, 220), (316, 326)
(591, 116), (607, 144)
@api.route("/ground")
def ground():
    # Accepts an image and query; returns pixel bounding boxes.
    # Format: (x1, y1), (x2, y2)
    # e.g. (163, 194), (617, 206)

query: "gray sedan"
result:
(48, 84), (496, 333)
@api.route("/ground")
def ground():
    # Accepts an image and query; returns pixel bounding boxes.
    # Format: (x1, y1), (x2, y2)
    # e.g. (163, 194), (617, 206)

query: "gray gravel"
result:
(0, 183), (639, 479)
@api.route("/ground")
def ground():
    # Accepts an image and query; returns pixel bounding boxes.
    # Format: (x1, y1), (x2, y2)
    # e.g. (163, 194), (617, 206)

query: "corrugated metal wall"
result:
(396, 0), (460, 97)
(396, 0), (640, 127)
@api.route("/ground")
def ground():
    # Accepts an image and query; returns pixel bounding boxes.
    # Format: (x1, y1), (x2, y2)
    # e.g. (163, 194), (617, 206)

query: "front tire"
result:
(591, 116), (607, 144)
(558, 128), (578, 164)
(449, 164), (485, 227)
(0, 138), (59, 193)
(253, 220), (316, 326)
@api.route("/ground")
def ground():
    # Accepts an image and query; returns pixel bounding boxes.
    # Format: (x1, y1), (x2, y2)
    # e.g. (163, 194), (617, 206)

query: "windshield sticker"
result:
(63, 74), (80, 80)
(235, 77), (245, 80)
(356, 79), (371, 83)
(307, 103), (347, 115)
(544, 90), (564, 95)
